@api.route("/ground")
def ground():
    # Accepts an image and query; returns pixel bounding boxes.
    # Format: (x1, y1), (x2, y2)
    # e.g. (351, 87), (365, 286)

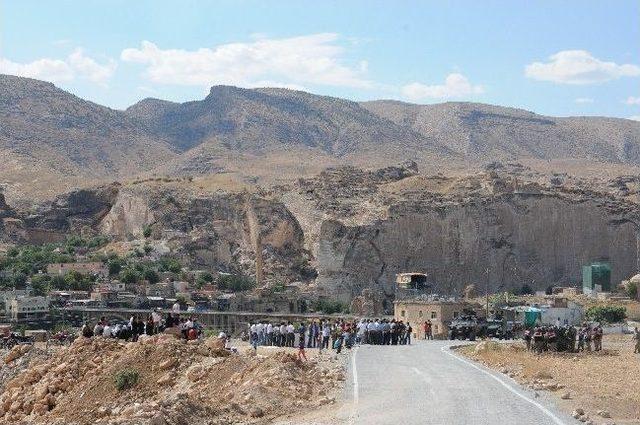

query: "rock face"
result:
(316, 194), (637, 300)
(100, 185), (309, 280)
(0, 182), (310, 282)
(287, 164), (640, 301)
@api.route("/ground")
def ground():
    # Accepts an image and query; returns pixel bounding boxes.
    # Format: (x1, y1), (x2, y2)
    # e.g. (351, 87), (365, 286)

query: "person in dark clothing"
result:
(146, 316), (155, 336)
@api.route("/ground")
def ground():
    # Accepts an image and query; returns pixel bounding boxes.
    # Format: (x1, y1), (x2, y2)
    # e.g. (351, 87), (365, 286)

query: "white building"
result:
(5, 296), (50, 321)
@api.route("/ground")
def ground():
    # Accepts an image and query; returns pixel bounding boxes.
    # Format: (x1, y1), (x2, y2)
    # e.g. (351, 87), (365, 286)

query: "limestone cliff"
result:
(1, 182), (310, 282)
(288, 164), (640, 301)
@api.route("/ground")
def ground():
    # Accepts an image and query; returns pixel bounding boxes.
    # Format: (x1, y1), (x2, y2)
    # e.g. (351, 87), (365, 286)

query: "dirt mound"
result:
(0, 336), (343, 424)
(0, 345), (54, 395)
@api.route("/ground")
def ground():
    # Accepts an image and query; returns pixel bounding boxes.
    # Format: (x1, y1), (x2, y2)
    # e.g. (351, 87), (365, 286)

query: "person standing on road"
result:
(406, 322), (412, 345)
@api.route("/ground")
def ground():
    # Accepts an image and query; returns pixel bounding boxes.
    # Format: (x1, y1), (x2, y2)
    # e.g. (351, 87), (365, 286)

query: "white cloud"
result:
(0, 57), (74, 82)
(120, 34), (371, 89)
(67, 49), (116, 84)
(625, 96), (640, 105)
(629, 115), (640, 121)
(0, 49), (116, 85)
(400, 73), (484, 101)
(574, 97), (594, 104)
(525, 50), (640, 85)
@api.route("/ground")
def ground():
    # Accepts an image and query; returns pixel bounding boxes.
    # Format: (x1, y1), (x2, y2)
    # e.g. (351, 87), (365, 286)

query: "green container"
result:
(582, 262), (611, 292)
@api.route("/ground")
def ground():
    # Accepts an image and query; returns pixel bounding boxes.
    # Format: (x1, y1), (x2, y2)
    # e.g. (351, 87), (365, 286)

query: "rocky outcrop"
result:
(316, 194), (638, 300)
(99, 185), (309, 280)
(293, 164), (640, 301)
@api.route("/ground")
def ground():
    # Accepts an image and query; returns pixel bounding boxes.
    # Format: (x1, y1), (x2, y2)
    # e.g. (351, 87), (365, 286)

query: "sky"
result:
(1, 0), (639, 119)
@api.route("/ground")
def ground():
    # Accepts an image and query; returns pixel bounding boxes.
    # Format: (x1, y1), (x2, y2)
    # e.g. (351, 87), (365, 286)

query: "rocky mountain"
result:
(361, 100), (640, 164)
(3, 74), (640, 202)
(126, 86), (446, 156)
(0, 75), (177, 200)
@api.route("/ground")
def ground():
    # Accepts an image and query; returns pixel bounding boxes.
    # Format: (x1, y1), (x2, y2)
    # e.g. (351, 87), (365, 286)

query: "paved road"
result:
(338, 340), (577, 425)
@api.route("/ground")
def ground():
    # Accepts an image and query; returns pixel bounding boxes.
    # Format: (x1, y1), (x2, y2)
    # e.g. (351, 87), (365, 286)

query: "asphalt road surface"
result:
(338, 340), (577, 425)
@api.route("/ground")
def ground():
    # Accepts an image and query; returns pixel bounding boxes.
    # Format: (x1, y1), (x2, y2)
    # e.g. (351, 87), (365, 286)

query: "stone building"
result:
(394, 298), (476, 338)
(5, 296), (50, 322)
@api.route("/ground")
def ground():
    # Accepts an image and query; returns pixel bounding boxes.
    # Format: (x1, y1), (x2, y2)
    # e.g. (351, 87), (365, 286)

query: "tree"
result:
(196, 271), (214, 287)
(50, 275), (67, 290)
(31, 274), (51, 296)
(142, 269), (159, 284)
(586, 305), (626, 324)
(217, 274), (255, 292)
(11, 272), (27, 289)
(119, 268), (141, 285)
(627, 281), (638, 300)
(158, 257), (182, 273)
(107, 257), (124, 276)
(314, 299), (347, 314)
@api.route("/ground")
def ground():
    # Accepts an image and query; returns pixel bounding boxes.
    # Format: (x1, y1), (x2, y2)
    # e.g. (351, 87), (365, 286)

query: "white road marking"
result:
(348, 346), (359, 424)
(441, 345), (568, 425)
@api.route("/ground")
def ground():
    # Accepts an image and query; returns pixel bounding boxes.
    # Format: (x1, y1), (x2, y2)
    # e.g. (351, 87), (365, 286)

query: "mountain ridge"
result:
(1, 74), (640, 201)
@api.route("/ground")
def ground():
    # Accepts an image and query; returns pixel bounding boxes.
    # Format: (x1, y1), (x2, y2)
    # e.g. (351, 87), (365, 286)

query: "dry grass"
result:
(459, 335), (640, 424)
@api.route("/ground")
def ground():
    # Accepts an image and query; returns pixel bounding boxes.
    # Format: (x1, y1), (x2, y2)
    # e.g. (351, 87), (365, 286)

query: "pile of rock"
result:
(0, 335), (344, 425)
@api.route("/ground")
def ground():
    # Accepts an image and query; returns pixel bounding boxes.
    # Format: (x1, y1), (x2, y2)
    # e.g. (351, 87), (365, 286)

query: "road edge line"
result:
(440, 345), (568, 425)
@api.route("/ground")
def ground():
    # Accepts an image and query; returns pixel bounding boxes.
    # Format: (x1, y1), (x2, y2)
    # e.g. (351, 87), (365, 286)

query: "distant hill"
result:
(360, 100), (640, 163)
(126, 86), (441, 154)
(2, 74), (640, 201)
(0, 75), (177, 199)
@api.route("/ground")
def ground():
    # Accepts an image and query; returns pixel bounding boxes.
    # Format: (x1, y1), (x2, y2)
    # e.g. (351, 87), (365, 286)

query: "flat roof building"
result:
(394, 298), (479, 338)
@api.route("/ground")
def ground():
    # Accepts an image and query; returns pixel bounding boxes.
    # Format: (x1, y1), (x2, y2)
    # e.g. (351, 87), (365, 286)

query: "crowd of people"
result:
(80, 310), (205, 341)
(245, 318), (414, 360)
(523, 322), (604, 354)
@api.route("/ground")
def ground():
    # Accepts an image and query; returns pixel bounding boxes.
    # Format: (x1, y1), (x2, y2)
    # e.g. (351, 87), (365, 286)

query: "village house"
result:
(394, 298), (479, 338)
(0, 289), (30, 308)
(5, 296), (50, 322)
(90, 289), (119, 305)
(47, 261), (108, 277)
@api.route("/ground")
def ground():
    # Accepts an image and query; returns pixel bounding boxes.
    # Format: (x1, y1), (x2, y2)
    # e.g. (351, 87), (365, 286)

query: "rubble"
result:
(0, 336), (345, 424)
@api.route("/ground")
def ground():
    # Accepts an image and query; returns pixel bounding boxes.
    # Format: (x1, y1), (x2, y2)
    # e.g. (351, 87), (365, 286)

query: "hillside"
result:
(2, 74), (640, 202)
(361, 100), (640, 164)
(0, 75), (177, 200)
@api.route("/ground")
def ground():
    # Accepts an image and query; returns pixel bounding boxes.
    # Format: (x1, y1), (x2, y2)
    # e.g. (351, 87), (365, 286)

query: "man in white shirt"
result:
(256, 322), (264, 345)
(266, 323), (273, 346)
(279, 323), (287, 346)
(172, 301), (180, 313)
(102, 323), (113, 338)
(152, 310), (161, 333)
(286, 322), (295, 347)
(322, 322), (331, 350)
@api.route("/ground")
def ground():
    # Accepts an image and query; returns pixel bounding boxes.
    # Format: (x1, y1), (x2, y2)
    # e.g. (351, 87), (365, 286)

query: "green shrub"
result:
(114, 369), (139, 391)
(142, 225), (152, 238)
(158, 257), (182, 273)
(314, 299), (348, 314)
(196, 271), (214, 287)
(586, 305), (627, 324)
(217, 274), (255, 292)
(627, 281), (638, 300)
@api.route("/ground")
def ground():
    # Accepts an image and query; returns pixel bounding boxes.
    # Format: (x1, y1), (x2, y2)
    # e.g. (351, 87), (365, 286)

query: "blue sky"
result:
(1, 0), (639, 119)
